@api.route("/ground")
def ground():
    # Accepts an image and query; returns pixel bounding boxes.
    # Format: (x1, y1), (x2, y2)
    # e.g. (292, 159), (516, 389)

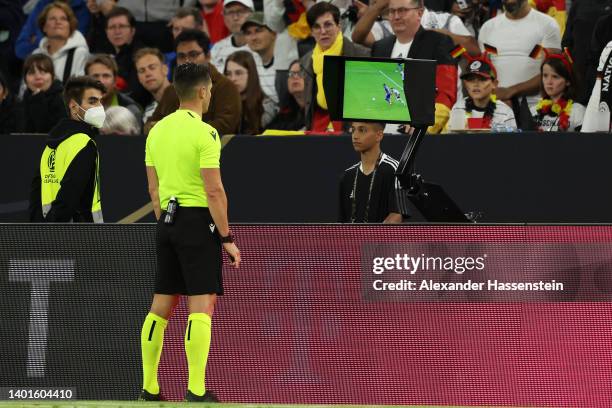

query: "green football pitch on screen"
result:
(343, 60), (411, 122)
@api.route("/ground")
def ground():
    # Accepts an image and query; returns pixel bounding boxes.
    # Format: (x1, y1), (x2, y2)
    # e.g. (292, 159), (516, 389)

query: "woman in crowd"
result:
(267, 60), (306, 131)
(224, 51), (276, 134)
(17, 54), (67, 133)
(31, 1), (90, 82)
(532, 51), (585, 132)
(0, 72), (19, 134)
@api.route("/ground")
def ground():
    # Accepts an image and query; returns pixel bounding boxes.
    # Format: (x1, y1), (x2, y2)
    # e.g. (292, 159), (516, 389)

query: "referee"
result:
(139, 63), (241, 403)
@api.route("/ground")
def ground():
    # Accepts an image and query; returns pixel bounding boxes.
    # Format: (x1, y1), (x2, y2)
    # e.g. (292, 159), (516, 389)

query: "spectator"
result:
(85, 0), (115, 53)
(266, 60), (306, 130)
(117, 0), (198, 53)
(16, 0), (89, 60)
(582, 40), (612, 133)
(580, 13), (612, 105)
(144, 29), (241, 135)
(225, 51), (277, 134)
(31, 1), (90, 82)
(0, 71), (19, 134)
(562, 0), (612, 97)
(478, 0), (561, 115)
(242, 13), (281, 104)
(165, 7), (209, 80)
(134, 48), (171, 123)
(531, 52), (585, 132)
(0, 0), (26, 91)
(445, 56), (516, 132)
(198, 0), (230, 44)
(210, 0), (256, 72)
(85, 54), (142, 126)
(100, 106), (141, 135)
(352, 0), (479, 55)
(369, 0), (457, 133)
(301, 2), (369, 132)
(102, 7), (149, 107)
(16, 54), (68, 133)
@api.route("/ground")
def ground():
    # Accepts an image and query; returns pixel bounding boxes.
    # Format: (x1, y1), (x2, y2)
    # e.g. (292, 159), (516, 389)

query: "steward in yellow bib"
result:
(29, 76), (107, 222)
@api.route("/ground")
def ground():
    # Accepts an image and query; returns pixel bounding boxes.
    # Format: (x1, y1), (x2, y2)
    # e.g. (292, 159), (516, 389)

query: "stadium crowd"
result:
(0, 0), (611, 136)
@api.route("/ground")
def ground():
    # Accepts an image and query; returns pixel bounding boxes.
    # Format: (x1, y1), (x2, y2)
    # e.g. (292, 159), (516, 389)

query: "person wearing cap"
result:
(210, 0), (259, 72)
(445, 56), (516, 132)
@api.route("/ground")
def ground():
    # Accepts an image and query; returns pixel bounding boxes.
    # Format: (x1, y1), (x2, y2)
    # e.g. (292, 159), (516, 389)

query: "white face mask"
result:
(78, 105), (106, 128)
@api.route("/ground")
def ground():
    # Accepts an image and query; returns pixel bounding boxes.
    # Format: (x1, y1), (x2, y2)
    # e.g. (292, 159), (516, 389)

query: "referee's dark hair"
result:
(174, 29), (211, 55)
(63, 76), (106, 106)
(174, 63), (212, 100)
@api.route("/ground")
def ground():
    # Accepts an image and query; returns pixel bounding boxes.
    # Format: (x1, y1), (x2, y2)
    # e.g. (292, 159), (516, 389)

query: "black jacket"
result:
(29, 119), (99, 222)
(0, 92), (19, 134)
(17, 79), (68, 133)
(371, 27), (455, 63)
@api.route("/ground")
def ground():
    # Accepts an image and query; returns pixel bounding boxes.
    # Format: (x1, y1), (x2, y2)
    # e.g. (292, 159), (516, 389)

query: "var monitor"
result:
(323, 56), (436, 127)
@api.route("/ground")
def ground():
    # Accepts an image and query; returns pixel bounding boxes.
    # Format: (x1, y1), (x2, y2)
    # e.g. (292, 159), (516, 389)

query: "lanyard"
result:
(350, 152), (382, 223)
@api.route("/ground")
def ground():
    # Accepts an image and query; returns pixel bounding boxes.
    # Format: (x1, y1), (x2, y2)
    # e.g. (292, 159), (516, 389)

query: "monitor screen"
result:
(342, 60), (412, 123)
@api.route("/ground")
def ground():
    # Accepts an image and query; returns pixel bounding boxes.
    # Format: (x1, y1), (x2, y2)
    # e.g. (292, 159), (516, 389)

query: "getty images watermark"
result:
(361, 244), (612, 302)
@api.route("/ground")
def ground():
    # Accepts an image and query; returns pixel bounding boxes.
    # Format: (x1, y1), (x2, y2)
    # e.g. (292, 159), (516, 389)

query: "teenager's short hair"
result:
(63, 76), (106, 106)
(173, 63), (211, 100)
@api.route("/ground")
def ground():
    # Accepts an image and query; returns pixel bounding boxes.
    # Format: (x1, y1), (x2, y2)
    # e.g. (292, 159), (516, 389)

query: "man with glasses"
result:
(367, 0), (458, 134)
(30, 76), (107, 223)
(210, 0), (259, 72)
(144, 29), (241, 135)
(102, 7), (150, 108)
(301, 2), (370, 132)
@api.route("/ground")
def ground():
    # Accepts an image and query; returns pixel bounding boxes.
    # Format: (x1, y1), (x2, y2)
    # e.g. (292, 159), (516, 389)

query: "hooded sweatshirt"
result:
(32, 30), (90, 82)
(29, 119), (99, 222)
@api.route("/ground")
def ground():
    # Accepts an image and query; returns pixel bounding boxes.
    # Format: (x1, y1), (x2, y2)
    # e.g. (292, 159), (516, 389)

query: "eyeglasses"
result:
(47, 16), (68, 23)
(177, 50), (204, 60)
(223, 9), (250, 17)
(311, 21), (338, 33)
(387, 6), (422, 17)
(288, 70), (305, 79)
(106, 24), (131, 31)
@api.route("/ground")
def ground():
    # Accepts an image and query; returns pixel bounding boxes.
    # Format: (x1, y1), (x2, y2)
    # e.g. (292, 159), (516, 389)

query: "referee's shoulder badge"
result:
(210, 130), (217, 140)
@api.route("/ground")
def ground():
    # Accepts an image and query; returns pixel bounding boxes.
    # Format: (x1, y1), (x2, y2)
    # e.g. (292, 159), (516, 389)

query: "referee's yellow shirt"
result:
(145, 109), (221, 209)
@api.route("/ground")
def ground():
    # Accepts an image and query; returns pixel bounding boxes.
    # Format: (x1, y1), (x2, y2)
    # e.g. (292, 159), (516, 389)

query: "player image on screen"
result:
(343, 60), (411, 122)
(384, 83), (392, 105)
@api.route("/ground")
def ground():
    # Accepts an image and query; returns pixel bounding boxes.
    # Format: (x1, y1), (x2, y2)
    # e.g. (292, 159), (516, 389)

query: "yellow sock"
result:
(184, 313), (212, 396)
(140, 312), (168, 395)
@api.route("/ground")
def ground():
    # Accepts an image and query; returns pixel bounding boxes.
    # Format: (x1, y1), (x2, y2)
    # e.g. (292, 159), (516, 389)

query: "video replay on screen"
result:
(342, 60), (411, 123)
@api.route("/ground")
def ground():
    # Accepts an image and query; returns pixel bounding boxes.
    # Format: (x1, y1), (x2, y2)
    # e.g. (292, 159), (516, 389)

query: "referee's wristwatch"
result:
(220, 232), (234, 244)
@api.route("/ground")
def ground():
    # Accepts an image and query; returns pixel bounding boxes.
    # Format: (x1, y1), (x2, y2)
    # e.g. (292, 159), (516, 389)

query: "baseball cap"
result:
(223, 0), (254, 11)
(461, 59), (497, 80)
(241, 12), (274, 32)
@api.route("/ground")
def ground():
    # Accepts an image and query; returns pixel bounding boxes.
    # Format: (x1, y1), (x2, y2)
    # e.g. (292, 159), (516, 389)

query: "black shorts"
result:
(155, 207), (223, 296)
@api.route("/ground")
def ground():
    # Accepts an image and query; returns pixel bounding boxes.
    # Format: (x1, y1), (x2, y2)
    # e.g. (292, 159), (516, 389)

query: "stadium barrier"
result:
(2, 224), (612, 405)
(3, 132), (612, 223)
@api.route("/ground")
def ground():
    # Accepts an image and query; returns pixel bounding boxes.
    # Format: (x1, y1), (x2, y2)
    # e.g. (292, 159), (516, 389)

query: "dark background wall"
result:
(2, 132), (612, 223)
